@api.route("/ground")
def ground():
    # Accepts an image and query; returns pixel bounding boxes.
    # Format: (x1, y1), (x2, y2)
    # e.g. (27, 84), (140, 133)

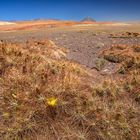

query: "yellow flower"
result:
(46, 97), (57, 107)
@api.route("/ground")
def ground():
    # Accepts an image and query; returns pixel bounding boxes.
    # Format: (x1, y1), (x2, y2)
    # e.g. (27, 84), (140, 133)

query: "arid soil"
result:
(0, 25), (140, 70)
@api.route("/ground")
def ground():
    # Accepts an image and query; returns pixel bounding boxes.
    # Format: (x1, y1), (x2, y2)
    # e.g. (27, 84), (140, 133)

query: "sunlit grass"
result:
(0, 39), (140, 139)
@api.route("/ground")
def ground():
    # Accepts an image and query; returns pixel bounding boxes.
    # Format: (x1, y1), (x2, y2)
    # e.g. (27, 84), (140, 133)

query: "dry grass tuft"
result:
(109, 32), (140, 38)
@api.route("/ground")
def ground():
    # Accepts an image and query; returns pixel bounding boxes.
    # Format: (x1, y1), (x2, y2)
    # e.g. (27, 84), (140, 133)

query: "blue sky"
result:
(0, 0), (140, 21)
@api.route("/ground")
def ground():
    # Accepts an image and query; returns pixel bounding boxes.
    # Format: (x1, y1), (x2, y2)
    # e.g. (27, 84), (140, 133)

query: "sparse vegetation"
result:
(0, 39), (140, 140)
(95, 58), (107, 71)
(101, 44), (140, 73)
(109, 32), (140, 38)
(0, 40), (86, 139)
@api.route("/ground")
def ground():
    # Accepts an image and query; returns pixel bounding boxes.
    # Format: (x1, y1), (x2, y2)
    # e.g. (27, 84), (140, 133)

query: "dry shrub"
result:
(92, 79), (121, 98)
(133, 45), (140, 52)
(100, 44), (140, 74)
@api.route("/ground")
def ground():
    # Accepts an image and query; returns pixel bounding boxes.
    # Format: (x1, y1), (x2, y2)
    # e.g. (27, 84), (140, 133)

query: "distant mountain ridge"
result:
(81, 17), (96, 22)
